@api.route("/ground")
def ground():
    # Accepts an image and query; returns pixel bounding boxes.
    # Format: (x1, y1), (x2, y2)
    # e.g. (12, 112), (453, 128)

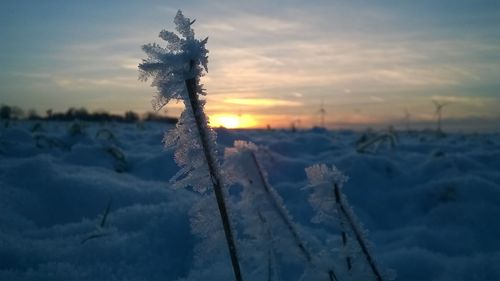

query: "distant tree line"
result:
(0, 104), (178, 124)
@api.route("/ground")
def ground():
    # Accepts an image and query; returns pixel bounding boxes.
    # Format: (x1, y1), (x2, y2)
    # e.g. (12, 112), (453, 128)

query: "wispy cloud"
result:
(9, 72), (52, 79)
(430, 95), (497, 107)
(2, 0), (500, 129)
(223, 98), (302, 107)
(54, 76), (142, 89)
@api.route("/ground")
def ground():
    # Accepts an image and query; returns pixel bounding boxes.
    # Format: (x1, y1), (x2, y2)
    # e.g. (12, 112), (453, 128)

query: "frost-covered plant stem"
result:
(340, 230), (352, 272)
(333, 183), (384, 281)
(356, 133), (396, 153)
(139, 11), (242, 281)
(307, 164), (388, 281)
(256, 211), (280, 281)
(328, 270), (338, 281)
(185, 75), (243, 281)
(335, 203), (352, 273)
(225, 143), (340, 280)
(248, 151), (340, 281)
(249, 151), (312, 263)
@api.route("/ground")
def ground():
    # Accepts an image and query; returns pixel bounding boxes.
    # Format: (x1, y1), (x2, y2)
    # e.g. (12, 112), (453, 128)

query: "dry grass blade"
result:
(81, 198), (113, 244)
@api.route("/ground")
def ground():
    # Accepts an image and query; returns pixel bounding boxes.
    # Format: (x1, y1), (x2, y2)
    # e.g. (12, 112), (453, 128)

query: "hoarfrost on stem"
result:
(306, 164), (390, 281)
(139, 10), (213, 193)
(224, 141), (317, 279)
(305, 164), (348, 224)
(138, 11), (243, 281)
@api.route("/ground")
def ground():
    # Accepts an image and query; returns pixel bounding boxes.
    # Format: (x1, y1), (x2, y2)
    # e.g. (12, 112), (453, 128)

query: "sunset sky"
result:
(1, 0), (499, 130)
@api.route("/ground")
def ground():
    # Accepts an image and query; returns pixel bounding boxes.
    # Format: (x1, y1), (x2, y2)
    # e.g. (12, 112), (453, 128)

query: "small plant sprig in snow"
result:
(224, 141), (338, 281)
(139, 10), (242, 281)
(356, 132), (397, 154)
(81, 198), (114, 244)
(306, 164), (388, 281)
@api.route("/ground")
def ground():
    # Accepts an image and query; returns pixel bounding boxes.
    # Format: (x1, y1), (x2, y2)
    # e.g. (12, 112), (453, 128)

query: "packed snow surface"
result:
(1, 121), (499, 280)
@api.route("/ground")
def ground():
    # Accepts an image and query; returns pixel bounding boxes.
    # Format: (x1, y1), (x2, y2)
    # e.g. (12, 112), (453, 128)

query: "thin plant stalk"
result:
(267, 249), (272, 281)
(340, 231), (352, 272)
(249, 151), (311, 262)
(356, 134), (396, 153)
(257, 211), (279, 281)
(185, 76), (243, 281)
(333, 183), (384, 281)
(328, 270), (338, 281)
(249, 151), (339, 281)
(333, 189), (352, 272)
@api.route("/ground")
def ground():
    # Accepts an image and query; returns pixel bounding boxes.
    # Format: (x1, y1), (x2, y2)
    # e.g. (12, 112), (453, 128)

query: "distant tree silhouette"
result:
(28, 109), (41, 120)
(74, 108), (89, 120)
(10, 106), (24, 119)
(0, 104), (177, 123)
(0, 105), (11, 119)
(143, 111), (178, 124)
(124, 111), (140, 122)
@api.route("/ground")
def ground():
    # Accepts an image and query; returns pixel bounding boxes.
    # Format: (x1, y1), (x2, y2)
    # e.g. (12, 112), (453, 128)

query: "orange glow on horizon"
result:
(206, 112), (395, 130)
(209, 114), (258, 129)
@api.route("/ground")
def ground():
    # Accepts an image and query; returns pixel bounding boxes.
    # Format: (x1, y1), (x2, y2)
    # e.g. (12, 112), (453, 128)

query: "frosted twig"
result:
(306, 164), (387, 281)
(249, 151), (312, 263)
(81, 198), (113, 244)
(333, 183), (384, 281)
(356, 133), (396, 153)
(257, 211), (280, 281)
(139, 11), (243, 281)
(249, 150), (340, 281)
(185, 74), (243, 281)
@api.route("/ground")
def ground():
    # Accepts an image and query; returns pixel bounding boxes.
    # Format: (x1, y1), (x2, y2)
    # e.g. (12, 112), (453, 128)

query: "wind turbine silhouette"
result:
(292, 115), (302, 130)
(318, 100), (326, 128)
(403, 108), (411, 132)
(432, 100), (449, 135)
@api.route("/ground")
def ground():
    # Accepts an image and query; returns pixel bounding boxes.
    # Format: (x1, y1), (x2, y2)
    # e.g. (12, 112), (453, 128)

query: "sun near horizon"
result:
(209, 113), (258, 129)
(1, 1), (499, 132)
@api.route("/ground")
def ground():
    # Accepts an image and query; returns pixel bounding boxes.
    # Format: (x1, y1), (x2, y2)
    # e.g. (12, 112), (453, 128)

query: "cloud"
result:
(203, 33), (499, 105)
(2, 0), (500, 127)
(430, 95), (489, 106)
(120, 58), (142, 70)
(54, 76), (141, 89)
(369, 96), (385, 102)
(9, 72), (52, 79)
(223, 98), (302, 107)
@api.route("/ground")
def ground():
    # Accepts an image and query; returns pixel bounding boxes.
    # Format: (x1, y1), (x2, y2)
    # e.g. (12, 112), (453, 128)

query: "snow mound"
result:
(1, 122), (499, 280)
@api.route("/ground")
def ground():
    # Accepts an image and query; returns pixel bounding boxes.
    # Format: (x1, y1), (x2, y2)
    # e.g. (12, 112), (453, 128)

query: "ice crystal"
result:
(306, 164), (389, 281)
(224, 141), (313, 279)
(139, 10), (214, 193)
(139, 10), (209, 110)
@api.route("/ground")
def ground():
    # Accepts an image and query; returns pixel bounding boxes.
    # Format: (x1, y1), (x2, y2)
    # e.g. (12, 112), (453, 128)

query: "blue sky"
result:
(1, 0), (499, 130)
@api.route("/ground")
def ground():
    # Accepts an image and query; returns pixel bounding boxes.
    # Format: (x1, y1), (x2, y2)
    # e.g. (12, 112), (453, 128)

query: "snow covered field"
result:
(1, 120), (499, 281)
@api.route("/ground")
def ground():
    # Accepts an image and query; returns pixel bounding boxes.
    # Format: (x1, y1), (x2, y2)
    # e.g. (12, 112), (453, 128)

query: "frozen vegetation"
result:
(0, 120), (499, 280)
(139, 11), (243, 281)
(2, 10), (500, 281)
